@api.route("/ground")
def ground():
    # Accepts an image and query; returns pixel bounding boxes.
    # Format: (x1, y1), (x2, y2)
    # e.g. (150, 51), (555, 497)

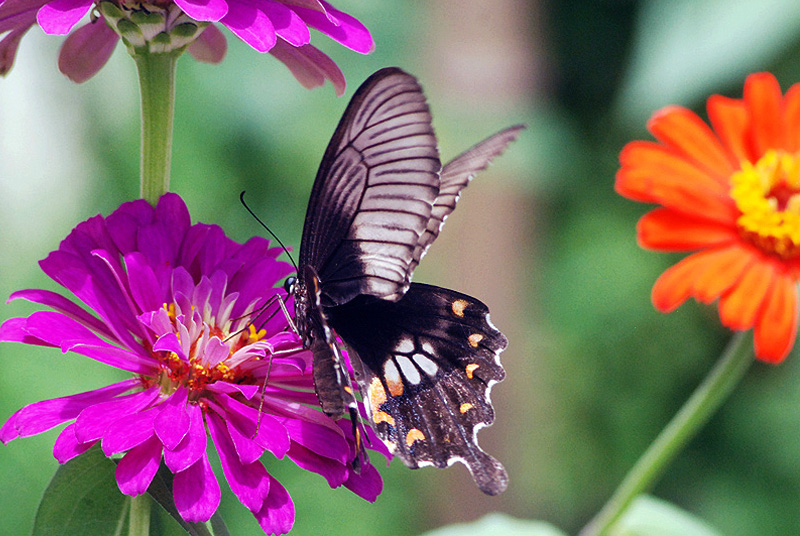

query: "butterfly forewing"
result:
(326, 284), (508, 495)
(299, 68), (441, 307)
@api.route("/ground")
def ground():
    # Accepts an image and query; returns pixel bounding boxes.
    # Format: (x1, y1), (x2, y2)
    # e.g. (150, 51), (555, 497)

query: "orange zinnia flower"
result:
(617, 72), (800, 363)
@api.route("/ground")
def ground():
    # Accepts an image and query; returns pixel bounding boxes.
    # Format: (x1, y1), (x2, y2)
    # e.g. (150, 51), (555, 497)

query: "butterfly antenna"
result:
(239, 191), (298, 272)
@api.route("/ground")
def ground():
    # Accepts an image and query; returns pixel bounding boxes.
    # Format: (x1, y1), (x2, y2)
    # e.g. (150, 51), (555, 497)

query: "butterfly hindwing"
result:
(326, 283), (508, 495)
(299, 68), (441, 307)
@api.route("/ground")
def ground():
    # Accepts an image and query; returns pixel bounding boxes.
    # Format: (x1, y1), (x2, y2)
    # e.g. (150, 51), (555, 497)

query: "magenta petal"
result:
(207, 412), (270, 512)
(0, 316), (52, 346)
(205, 380), (259, 399)
(53, 423), (96, 463)
(280, 415), (347, 463)
(154, 387), (191, 450)
(0, 408), (22, 443)
(124, 252), (165, 314)
(173, 453), (221, 522)
(152, 332), (186, 360)
(187, 24), (227, 63)
(74, 386), (160, 443)
(164, 403), (206, 472)
(254, 474), (294, 535)
(174, 0), (228, 22)
(115, 435), (162, 495)
(3, 378), (139, 440)
(58, 19), (118, 83)
(8, 288), (114, 340)
(102, 407), (158, 456)
(344, 461), (382, 502)
(294, 1), (373, 54)
(269, 40), (345, 96)
(220, 0), (277, 52)
(262, 0), (309, 46)
(36, 0), (93, 35)
(287, 442), (346, 487)
(215, 395), (290, 459)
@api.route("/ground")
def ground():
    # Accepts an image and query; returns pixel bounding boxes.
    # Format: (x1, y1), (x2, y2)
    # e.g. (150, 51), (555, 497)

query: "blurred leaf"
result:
(419, 513), (567, 536)
(610, 495), (723, 536)
(32, 445), (127, 536)
(616, 0), (800, 122)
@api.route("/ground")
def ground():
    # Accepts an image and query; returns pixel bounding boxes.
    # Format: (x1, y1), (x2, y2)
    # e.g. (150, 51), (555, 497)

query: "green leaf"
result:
(419, 513), (568, 536)
(610, 495), (723, 536)
(32, 446), (128, 536)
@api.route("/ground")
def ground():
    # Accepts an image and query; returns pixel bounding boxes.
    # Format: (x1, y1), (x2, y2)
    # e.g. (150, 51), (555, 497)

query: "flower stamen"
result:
(730, 150), (800, 258)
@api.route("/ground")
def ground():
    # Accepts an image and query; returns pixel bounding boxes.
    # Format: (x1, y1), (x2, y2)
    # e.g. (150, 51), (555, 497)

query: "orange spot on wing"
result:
(466, 363), (479, 379)
(468, 333), (484, 347)
(368, 377), (387, 407)
(386, 376), (404, 397)
(373, 410), (395, 426)
(451, 299), (469, 317)
(405, 428), (425, 447)
(459, 403), (474, 413)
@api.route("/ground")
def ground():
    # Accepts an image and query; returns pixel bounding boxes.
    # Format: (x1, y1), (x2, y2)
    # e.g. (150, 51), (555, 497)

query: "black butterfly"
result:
(290, 67), (523, 496)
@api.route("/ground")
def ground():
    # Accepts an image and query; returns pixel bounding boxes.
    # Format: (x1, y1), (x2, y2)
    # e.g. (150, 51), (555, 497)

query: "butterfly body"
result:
(293, 67), (522, 495)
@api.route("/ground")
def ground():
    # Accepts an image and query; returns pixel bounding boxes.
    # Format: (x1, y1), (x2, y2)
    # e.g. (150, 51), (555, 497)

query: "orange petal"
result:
(718, 259), (776, 330)
(637, 208), (738, 251)
(652, 250), (724, 312)
(783, 83), (800, 153)
(707, 95), (749, 164)
(743, 72), (785, 155)
(647, 106), (735, 180)
(692, 243), (757, 304)
(754, 271), (798, 363)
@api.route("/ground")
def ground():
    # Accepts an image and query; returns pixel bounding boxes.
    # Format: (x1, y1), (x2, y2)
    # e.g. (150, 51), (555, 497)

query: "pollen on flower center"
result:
(730, 149), (800, 258)
(152, 299), (269, 395)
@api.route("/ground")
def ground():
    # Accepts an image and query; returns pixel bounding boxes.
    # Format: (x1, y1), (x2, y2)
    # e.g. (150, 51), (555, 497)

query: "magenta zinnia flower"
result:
(0, 194), (385, 534)
(0, 0), (373, 92)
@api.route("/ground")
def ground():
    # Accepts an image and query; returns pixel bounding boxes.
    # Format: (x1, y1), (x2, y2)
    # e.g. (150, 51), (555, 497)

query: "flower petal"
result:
(53, 423), (95, 463)
(102, 407), (158, 456)
(213, 394), (290, 460)
(754, 270), (798, 363)
(0, 24), (31, 76)
(115, 434), (162, 495)
(784, 83), (800, 153)
(1, 378), (139, 441)
(263, 0), (309, 46)
(221, 0), (277, 53)
(269, 39), (345, 96)
(74, 386), (160, 443)
(707, 95), (749, 164)
(692, 243), (757, 304)
(36, 0), (93, 34)
(343, 461), (382, 502)
(294, 0), (373, 54)
(164, 403), (207, 472)
(207, 412), (270, 512)
(637, 208), (738, 251)
(718, 258), (777, 330)
(743, 72), (785, 156)
(8, 288), (115, 340)
(154, 386), (191, 450)
(647, 106), (735, 180)
(254, 474), (294, 536)
(286, 442), (347, 487)
(58, 19), (118, 83)
(174, 0), (228, 21)
(173, 453), (221, 522)
(187, 24), (227, 63)
(652, 249), (725, 312)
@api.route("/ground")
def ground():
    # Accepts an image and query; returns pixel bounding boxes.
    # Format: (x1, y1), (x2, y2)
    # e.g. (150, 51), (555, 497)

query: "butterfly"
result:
(289, 67), (523, 496)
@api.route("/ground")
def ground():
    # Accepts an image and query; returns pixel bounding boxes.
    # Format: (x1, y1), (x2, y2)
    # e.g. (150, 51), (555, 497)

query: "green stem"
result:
(579, 331), (755, 536)
(128, 494), (151, 536)
(134, 51), (179, 206)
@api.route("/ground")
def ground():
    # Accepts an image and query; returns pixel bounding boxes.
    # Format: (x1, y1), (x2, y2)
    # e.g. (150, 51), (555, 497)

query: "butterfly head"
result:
(283, 276), (297, 295)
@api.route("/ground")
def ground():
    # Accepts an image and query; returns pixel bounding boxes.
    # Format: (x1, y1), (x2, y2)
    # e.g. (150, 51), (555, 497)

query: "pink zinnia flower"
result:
(0, 193), (385, 534)
(0, 0), (373, 92)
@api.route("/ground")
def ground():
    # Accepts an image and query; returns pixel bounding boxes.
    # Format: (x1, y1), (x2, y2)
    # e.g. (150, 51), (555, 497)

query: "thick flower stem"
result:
(134, 51), (179, 206)
(129, 494), (151, 536)
(578, 331), (754, 536)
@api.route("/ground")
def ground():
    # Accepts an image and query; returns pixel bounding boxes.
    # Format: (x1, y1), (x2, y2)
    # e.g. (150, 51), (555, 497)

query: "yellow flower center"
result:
(731, 149), (800, 258)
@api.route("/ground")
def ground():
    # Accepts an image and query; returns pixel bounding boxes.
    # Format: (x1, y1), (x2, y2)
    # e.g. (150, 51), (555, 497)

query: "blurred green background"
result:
(5, 0), (800, 534)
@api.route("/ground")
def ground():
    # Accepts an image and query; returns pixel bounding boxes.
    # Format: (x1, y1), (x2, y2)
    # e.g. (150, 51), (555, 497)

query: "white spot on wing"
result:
(395, 355), (421, 384)
(421, 341), (434, 354)
(384, 360), (401, 386)
(413, 353), (438, 376)
(396, 338), (414, 354)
